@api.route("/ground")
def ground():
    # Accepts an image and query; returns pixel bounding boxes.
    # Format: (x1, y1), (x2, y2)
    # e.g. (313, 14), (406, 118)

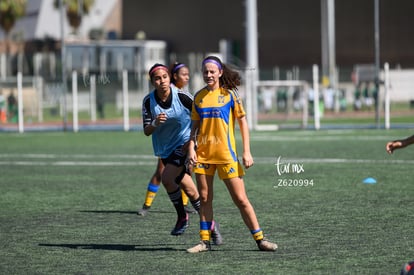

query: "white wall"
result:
(385, 69), (414, 101)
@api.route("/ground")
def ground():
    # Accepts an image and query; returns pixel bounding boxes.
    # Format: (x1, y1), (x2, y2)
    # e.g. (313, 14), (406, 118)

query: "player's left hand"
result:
(242, 152), (254, 169)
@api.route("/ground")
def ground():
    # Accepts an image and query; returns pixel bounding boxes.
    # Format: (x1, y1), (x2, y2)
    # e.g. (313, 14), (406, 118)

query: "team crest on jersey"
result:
(218, 95), (225, 104)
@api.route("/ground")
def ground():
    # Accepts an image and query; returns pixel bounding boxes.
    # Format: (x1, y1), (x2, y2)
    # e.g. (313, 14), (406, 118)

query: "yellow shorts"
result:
(193, 161), (245, 180)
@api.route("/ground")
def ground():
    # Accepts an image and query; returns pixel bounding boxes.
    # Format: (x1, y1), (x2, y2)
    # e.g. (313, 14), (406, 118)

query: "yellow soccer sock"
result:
(143, 183), (160, 207)
(200, 221), (212, 242)
(200, 230), (211, 242)
(251, 229), (264, 241)
(181, 190), (189, 206)
(144, 191), (156, 207)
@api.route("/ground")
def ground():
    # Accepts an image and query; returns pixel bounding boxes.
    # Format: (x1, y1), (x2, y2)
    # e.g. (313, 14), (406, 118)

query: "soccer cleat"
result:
(170, 213), (189, 236)
(184, 205), (197, 214)
(137, 205), (150, 216)
(211, 221), (223, 245)
(257, 239), (278, 252)
(186, 241), (211, 253)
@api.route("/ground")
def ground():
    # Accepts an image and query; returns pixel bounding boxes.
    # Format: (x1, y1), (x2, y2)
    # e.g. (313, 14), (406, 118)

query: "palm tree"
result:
(54, 0), (94, 35)
(0, 0), (27, 76)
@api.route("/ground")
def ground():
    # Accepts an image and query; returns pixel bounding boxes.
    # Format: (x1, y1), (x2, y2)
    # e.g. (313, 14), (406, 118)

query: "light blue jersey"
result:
(150, 87), (191, 158)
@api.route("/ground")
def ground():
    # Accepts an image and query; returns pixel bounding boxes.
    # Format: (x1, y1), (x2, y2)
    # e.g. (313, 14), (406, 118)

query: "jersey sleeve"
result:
(230, 89), (246, 118)
(191, 90), (202, 121)
(142, 94), (152, 128)
(178, 91), (193, 111)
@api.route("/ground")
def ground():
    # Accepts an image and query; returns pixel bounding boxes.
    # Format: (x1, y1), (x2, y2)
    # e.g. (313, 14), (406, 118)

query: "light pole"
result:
(59, 0), (68, 131)
(374, 0), (380, 128)
(245, 0), (259, 130)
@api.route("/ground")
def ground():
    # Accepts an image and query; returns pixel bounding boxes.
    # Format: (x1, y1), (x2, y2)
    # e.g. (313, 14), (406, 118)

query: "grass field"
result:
(1, 129), (414, 274)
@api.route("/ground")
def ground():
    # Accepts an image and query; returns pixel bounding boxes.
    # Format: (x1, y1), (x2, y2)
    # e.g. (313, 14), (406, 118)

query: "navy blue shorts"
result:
(161, 146), (186, 167)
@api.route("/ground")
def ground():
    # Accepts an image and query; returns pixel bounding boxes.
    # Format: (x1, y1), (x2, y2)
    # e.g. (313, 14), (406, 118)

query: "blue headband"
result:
(172, 63), (186, 73)
(202, 59), (222, 70)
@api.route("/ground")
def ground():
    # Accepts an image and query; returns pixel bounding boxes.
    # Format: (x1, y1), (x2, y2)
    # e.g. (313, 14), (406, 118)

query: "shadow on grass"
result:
(38, 243), (264, 253)
(38, 243), (179, 251)
(79, 210), (173, 214)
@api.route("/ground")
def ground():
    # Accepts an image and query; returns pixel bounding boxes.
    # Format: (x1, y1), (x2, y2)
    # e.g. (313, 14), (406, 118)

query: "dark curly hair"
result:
(202, 56), (241, 90)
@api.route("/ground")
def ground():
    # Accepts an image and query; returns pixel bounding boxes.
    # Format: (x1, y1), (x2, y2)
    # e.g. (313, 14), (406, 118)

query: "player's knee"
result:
(233, 197), (250, 209)
(199, 192), (211, 204)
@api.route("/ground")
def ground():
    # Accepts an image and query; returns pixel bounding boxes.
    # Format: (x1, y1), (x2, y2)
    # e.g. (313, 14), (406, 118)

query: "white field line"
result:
(0, 153), (158, 166)
(0, 154), (412, 166)
(249, 135), (396, 141)
(0, 161), (155, 166)
(258, 157), (414, 165)
(0, 153), (155, 159)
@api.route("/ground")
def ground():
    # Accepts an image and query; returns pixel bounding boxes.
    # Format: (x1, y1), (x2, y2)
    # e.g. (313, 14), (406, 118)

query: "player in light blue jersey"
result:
(138, 63), (195, 216)
(141, 63), (222, 243)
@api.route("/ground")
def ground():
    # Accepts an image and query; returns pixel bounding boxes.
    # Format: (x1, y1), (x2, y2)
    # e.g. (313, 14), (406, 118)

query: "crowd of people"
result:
(0, 92), (18, 123)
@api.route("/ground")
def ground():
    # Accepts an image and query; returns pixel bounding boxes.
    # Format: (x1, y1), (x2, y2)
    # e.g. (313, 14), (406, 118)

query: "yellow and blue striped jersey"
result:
(192, 87), (246, 164)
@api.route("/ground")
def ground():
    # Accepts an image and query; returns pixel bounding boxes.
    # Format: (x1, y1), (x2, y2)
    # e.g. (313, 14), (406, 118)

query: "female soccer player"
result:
(142, 63), (222, 243)
(186, 56), (277, 252)
(138, 63), (195, 216)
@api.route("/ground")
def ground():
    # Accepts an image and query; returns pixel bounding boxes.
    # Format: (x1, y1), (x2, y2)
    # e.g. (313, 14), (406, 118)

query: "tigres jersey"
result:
(192, 87), (246, 164)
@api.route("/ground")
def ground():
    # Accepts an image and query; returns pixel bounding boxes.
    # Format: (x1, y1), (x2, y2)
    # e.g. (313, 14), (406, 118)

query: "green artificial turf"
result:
(0, 129), (413, 274)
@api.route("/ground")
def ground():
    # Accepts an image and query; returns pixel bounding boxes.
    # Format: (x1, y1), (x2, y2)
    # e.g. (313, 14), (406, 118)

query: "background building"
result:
(122, 0), (414, 80)
(1, 0), (413, 130)
(1, 0), (413, 79)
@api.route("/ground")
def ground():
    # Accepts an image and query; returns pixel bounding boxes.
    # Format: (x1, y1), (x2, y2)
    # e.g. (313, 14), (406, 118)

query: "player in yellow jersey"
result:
(186, 56), (277, 253)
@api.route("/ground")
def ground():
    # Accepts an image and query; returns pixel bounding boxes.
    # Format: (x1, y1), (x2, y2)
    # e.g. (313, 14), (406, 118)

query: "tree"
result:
(54, 0), (94, 35)
(0, 0), (27, 76)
